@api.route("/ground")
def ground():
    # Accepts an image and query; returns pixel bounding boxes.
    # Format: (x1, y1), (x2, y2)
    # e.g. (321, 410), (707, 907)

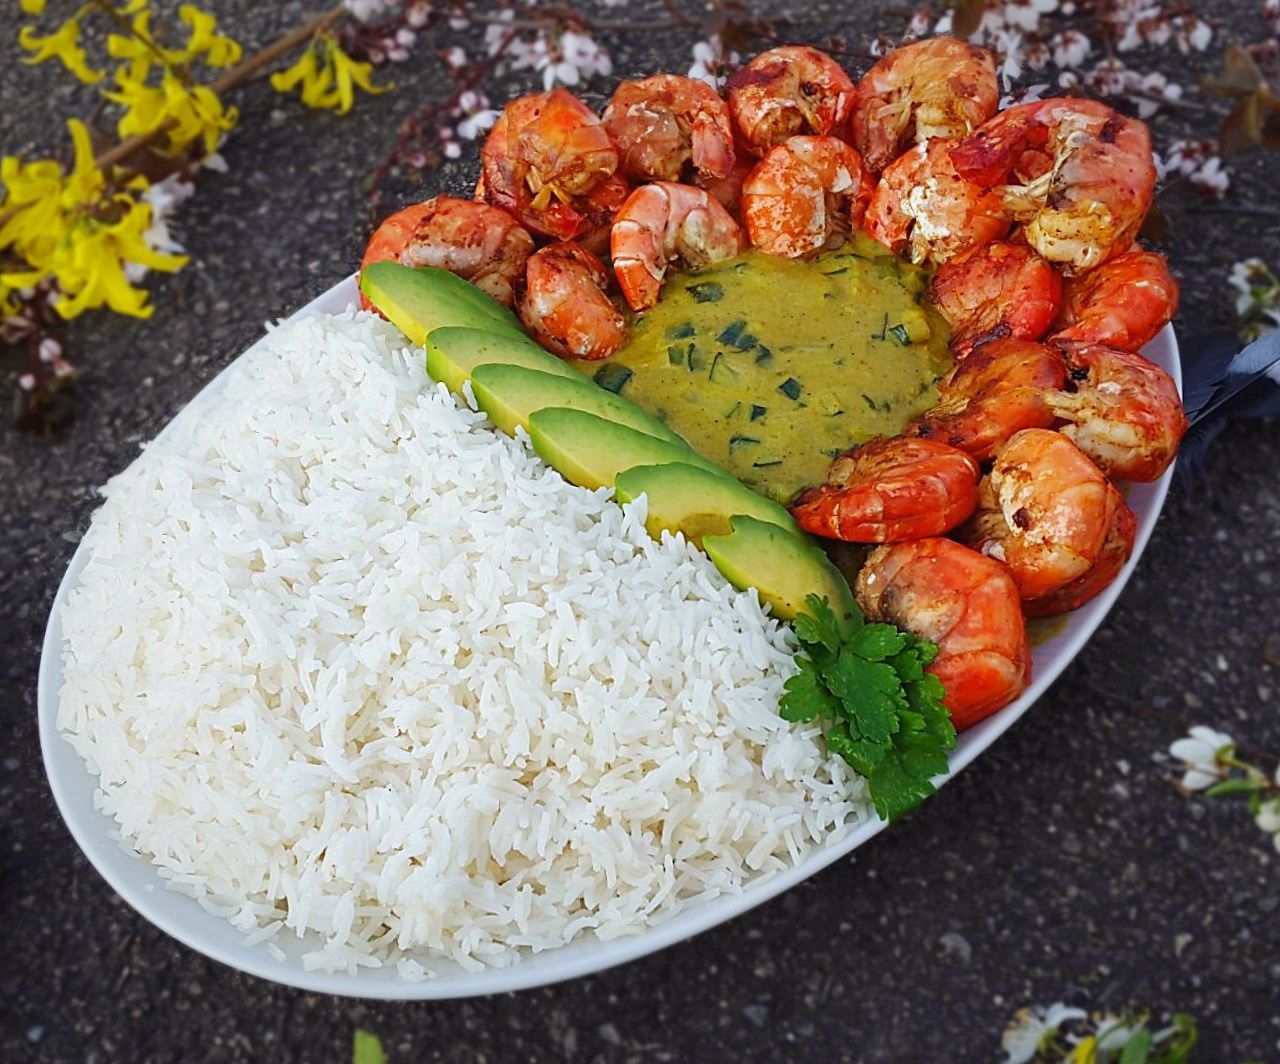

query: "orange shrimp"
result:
(855, 538), (1031, 729)
(908, 338), (1066, 462)
(1051, 249), (1179, 351)
(929, 241), (1064, 358)
(727, 46), (856, 157)
(571, 172), (633, 259)
(694, 152), (754, 214)
(1047, 341), (1187, 482)
(1023, 501), (1137, 617)
(958, 428), (1127, 601)
(949, 98), (1156, 274)
(610, 181), (745, 311)
(602, 75), (736, 184)
(850, 36), (999, 173)
(359, 196), (534, 308)
(740, 135), (875, 258)
(789, 436), (980, 543)
(864, 138), (1010, 265)
(480, 89), (619, 241)
(518, 242), (627, 361)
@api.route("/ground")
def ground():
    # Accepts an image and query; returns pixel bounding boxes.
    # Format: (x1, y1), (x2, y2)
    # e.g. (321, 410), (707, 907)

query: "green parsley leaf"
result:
(779, 658), (838, 723)
(849, 623), (907, 661)
(778, 598), (956, 823)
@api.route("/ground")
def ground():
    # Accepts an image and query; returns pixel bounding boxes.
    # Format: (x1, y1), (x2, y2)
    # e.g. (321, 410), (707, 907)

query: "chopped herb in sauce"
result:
(666, 322), (695, 340)
(593, 363), (633, 394)
(688, 281), (724, 303)
(887, 323), (910, 346)
(778, 377), (802, 400)
(749, 404), (767, 421)
(754, 345), (774, 366)
(729, 435), (761, 450)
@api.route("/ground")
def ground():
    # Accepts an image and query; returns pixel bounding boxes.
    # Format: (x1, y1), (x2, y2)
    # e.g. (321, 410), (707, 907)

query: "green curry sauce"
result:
(573, 233), (954, 502)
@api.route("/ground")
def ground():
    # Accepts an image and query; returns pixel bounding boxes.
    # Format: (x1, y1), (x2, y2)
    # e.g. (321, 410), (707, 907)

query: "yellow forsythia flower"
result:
(19, 6), (104, 85)
(0, 119), (187, 320)
(105, 69), (238, 156)
(53, 196), (188, 319)
(271, 35), (387, 116)
(20, 0), (48, 14)
(106, 3), (241, 85)
(176, 4), (242, 68)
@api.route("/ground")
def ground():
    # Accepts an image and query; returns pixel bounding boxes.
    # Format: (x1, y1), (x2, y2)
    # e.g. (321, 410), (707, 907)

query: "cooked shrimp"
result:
(950, 98), (1156, 273)
(790, 436), (980, 543)
(1023, 501), (1136, 617)
(1051, 249), (1179, 351)
(481, 89), (619, 240)
(850, 36), (999, 173)
(603, 75), (736, 184)
(572, 172), (633, 259)
(865, 139), (1010, 265)
(610, 181), (745, 310)
(519, 242), (627, 361)
(694, 152), (754, 214)
(855, 538), (1030, 729)
(929, 241), (1063, 358)
(1047, 341), (1187, 481)
(740, 135), (875, 258)
(908, 338), (1066, 462)
(359, 196), (534, 307)
(958, 428), (1125, 601)
(727, 46), (856, 157)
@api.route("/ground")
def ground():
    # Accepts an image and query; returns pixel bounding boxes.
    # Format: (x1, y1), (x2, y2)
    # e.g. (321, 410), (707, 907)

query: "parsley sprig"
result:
(780, 595), (957, 822)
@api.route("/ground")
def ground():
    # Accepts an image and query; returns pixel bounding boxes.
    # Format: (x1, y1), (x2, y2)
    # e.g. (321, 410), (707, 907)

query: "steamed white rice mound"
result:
(58, 309), (869, 975)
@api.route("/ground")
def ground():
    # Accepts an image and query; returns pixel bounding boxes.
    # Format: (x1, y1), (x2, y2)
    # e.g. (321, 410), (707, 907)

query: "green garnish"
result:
(754, 345), (774, 366)
(887, 323), (910, 346)
(749, 404), (767, 421)
(780, 595), (956, 823)
(729, 434), (761, 450)
(778, 377), (802, 400)
(667, 344), (687, 366)
(593, 363), (633, 394)
(666, 322), (695, 339)
(718, 319), (747, 345)
(688, 281), (724, 303)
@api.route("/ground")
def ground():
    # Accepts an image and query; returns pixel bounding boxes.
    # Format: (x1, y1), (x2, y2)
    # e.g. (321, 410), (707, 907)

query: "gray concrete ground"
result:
(2, 2), (1278, 1061)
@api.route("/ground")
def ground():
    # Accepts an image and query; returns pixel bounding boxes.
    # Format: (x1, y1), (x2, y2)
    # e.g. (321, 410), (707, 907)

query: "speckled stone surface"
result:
(2, 3), (1278, 1061)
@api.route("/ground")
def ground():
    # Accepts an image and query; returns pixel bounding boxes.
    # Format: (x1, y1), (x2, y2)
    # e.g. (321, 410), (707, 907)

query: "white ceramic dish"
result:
(38, 274), (1180, 999)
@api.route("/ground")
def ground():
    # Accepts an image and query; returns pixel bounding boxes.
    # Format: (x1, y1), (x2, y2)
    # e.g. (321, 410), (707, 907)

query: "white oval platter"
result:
(38, 273), (1180, 999)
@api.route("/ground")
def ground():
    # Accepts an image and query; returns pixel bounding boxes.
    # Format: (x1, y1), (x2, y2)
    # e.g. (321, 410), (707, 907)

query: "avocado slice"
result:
(471, 364), (684, 444)
(614, 463), (800, 546)
(703, 515), (858, 627)
(528, 408), (722, 490)
(360, 261), (523, 347)
(425, 327), (580, 395)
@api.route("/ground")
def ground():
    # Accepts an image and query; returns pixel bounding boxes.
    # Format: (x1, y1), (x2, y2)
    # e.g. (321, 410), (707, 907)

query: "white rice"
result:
(57, 309), (869, 973)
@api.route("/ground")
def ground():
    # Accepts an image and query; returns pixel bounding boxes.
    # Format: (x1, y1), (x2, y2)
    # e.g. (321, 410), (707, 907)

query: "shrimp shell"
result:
(727, 46), (856, 157)
(1051, 249), (1179, 351)
(1023, 502), (1137, 617)
(850, 36), (999, 173)
(908, 338), (1067, 462)
(1047, 341), (1187, 482)
(856, 538), (1031, 730)
(741, 136), (874, 258)
(950, 98), (1156, 274)
(610, 181), (744, 311)
(929, 241), (1063, 358)
(519, 242), (627, 361)
(359, 196), (534, 308)
(958, 428), (1124, 601)
(789, 436), (980, 543)
(603, 75), (736, 183)
(865, 139), (1010, 266)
